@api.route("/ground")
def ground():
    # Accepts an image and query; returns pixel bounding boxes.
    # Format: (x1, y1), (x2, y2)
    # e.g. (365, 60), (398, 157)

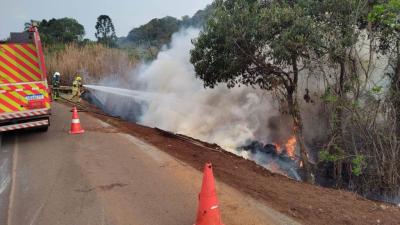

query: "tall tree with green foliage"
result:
(25, 18), (85, 46)
(191, 0), (323, 182)
(95, 15), (117, 47)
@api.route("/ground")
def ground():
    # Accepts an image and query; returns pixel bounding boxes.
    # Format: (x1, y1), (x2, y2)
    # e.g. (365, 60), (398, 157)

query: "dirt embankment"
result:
(76, 101), (400, 225)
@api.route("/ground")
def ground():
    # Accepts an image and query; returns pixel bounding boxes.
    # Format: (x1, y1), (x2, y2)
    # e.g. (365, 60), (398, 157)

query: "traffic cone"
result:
(69, 106), (84, 134)
(194, 162), (225, 225)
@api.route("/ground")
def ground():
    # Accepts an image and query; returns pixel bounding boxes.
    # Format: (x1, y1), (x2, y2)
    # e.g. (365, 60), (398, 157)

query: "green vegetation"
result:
(26, 18), (85, 46)
(351, 155), (365, 176)
(125, 4), (214, 48)
(95, 15), (118, 47)
(120, 4), (215, 59)
(191, 0), (400, 196)
(369, 0), (400, 133)
(182, 4), (215, 27)
(127, 16), (181, 49)
(191, 0), (323, 182)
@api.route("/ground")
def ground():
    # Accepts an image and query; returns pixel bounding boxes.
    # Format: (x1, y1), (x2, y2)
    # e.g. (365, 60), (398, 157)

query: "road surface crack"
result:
(75, 182), (128, 193)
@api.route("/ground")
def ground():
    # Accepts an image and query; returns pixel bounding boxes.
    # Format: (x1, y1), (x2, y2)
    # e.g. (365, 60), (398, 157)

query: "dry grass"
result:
(45, 43), (139, 85)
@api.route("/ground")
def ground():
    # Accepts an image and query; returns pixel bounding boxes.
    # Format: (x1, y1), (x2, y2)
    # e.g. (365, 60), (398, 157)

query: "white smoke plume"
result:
(87, 28), (280, 152)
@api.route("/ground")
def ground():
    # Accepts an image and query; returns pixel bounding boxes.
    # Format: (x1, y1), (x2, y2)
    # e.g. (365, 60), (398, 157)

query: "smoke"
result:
(87, 28), (281, 152)
(85, 26), (400, 198)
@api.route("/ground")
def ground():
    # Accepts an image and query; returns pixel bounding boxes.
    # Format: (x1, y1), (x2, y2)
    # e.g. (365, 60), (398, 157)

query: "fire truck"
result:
(0, 24), (51, 132)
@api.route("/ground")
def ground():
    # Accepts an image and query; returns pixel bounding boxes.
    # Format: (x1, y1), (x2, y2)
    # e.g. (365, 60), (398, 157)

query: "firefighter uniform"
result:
(71, 76), (83, 102)
(51, 72), (61, 100)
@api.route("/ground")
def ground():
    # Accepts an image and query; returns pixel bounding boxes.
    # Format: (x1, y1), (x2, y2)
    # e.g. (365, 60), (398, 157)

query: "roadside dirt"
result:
(75, 100), (400, 225)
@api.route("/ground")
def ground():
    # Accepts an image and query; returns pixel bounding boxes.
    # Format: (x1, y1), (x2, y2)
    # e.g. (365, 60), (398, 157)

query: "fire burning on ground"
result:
(285, 136), (297, 158)
(274, 135), (297, 158)
(238, 136), (301, 181)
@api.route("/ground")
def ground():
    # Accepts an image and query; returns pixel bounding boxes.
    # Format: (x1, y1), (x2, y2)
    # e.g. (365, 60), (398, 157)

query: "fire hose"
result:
(58, 96), (123, 120)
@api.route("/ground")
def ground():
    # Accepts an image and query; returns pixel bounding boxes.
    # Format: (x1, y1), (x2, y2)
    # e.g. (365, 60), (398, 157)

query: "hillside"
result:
(118, 4), (214, 50)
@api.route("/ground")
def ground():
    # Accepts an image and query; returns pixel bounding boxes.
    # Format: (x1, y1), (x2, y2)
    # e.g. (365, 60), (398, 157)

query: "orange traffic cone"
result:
(69, 106), (84, 134)
(194, 162), (225, 225)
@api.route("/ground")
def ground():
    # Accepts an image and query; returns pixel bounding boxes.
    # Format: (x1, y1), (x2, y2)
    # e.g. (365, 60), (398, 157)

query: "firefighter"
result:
(71, 75), (83, 102)
(51, 72), (61, 100)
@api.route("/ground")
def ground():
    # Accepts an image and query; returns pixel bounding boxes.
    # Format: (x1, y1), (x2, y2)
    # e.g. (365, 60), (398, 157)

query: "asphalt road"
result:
(0, 102), (299, 225)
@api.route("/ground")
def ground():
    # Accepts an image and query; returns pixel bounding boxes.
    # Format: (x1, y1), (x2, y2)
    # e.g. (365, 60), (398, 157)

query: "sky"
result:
(0, 0), (213, 40)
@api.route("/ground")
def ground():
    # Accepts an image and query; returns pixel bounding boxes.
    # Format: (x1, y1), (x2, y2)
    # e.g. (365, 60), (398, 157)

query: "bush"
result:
(45, 43), (138, 85)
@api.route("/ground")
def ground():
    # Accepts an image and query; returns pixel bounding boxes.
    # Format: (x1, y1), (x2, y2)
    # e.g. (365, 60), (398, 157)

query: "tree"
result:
(127, 16), (181, 48)
(301, 0), (370, 186)
(26, 18), (85, 46)
(183, 4), (215, 27)
(191, 0), (322, 182)
(369, 0), (400, 132)
(302, 0), (400, 195)
(95, 15), (117, 47)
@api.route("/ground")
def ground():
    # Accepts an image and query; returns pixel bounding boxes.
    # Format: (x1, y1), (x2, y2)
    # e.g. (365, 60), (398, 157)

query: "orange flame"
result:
(285, 136), (297, 158)
(273, 143), (282, 154)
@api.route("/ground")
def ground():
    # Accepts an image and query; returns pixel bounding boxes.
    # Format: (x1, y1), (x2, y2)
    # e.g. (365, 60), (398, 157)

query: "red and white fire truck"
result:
(0, 25), (51, 132)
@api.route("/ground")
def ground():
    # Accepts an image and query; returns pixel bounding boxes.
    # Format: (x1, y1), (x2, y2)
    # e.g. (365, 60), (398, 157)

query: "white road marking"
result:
(0, 176), (10, 196)
(7, 136), (18, 225)
(29, 202), (45, 225)
(0, 159), (10, 195)
(0, 133), (11, 205)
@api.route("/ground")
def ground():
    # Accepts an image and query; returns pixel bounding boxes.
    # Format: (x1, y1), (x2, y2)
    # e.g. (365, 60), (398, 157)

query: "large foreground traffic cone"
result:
(194, 162), (225, 225)
(69, 106), (84, 134)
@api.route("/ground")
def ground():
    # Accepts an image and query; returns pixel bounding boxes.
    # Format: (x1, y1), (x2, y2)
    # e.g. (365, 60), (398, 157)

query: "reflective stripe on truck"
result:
(0, 82), (50, 113)
(0, 108), (50, 120)
(0, 43), (42, 83)
(0, 119), (49, 132)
